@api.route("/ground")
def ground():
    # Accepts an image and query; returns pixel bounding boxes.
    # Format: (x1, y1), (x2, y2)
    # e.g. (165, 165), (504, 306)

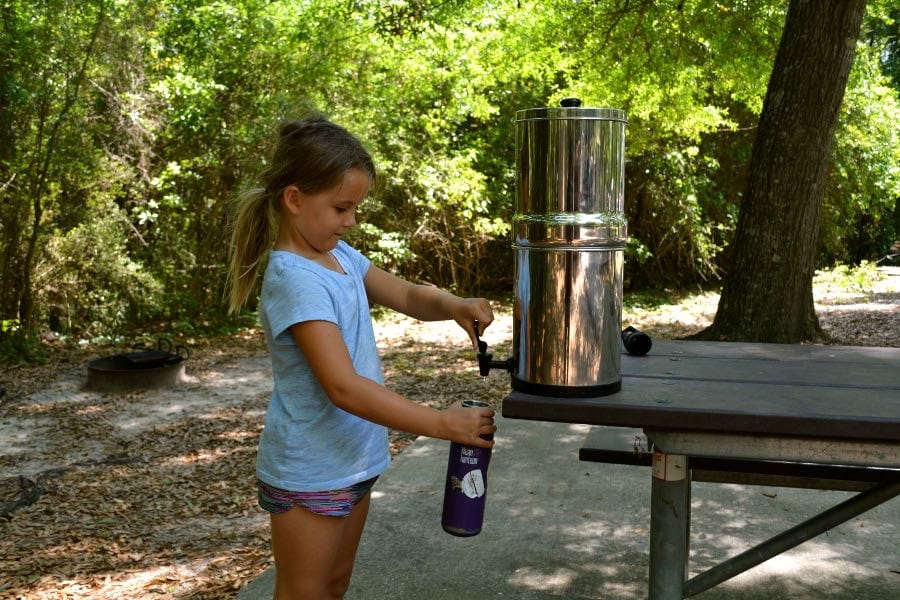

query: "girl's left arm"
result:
(364, 265), (493, 348)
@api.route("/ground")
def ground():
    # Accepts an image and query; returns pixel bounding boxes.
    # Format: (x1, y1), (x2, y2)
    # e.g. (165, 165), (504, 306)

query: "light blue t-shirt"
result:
(257, 241), (390, 491)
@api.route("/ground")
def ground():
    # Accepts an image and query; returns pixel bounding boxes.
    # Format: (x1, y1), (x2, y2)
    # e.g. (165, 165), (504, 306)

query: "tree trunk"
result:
(697, 0), (867, 343)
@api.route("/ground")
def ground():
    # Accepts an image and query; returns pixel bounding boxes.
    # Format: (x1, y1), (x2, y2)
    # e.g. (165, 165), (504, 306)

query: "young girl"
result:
(227, 116), (497, 600)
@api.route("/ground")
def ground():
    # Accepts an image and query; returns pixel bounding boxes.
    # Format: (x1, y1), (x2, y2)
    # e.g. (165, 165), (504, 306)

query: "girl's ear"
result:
(281, 185), (303, 215)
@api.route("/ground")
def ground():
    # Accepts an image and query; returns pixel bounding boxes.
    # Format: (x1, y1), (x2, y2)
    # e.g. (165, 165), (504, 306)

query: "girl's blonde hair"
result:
(226, 116), (375, 313)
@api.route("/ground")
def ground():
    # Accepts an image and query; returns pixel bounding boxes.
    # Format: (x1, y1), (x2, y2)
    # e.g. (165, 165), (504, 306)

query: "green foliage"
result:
(0, 332), (48, 365)
(347, 223), (413, 273)
(822, 42), (900, 263)
(626, 142), (733, 286)
(35, 204), (164, 336)
(867, 0), (900, 90)
(813, 261), (885, 295)
(1, 0), (898, 350)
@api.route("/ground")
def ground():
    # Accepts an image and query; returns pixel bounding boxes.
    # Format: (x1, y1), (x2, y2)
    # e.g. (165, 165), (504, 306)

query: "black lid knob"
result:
(560, 97), (582, 107)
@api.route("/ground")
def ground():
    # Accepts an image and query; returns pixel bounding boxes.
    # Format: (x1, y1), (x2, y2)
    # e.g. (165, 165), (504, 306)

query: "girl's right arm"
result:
(289, 320), (495, 448)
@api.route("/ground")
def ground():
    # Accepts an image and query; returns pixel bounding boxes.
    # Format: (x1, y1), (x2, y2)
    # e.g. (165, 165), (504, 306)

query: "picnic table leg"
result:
(649, 451), (690, 600)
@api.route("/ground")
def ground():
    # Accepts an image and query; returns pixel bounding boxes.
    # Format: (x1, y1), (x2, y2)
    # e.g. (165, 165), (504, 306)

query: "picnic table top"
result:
(501, 340), (900, 443)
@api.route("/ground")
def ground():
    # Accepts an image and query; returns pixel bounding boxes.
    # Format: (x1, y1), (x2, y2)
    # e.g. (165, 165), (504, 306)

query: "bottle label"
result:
(459, 446), (480, 465)
(450, 469), (486, 498)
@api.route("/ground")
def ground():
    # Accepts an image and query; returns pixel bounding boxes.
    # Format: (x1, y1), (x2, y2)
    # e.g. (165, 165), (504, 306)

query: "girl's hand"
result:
(440, 401), (496, 448)
(451, 298), (494, 350)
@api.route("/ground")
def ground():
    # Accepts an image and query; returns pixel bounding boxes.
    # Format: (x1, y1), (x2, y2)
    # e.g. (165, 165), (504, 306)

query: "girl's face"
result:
(284, 168), (371, 255)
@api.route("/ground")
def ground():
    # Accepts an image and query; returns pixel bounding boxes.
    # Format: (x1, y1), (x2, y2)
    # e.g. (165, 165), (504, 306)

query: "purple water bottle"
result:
(441, 400), (493, 537)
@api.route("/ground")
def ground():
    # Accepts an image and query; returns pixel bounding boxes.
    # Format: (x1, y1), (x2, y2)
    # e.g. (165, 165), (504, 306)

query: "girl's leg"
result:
(327, 492), (372, 598)
(270, 505), (345, 599)
(269, 492), (372, 600)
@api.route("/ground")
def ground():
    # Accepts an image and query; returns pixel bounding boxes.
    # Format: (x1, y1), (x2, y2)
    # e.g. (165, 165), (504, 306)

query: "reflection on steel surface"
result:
(513, 104), (626, 394)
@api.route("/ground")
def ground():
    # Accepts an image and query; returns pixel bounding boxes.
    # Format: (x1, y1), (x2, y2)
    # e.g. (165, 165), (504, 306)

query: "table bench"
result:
(580, 425), (900, 492)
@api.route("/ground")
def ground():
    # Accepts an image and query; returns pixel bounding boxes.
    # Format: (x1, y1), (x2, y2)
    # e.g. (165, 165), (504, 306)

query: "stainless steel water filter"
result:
(512, 99), (627, 396)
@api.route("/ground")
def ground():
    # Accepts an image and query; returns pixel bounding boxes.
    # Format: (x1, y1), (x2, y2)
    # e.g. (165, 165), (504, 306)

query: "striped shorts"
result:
(257, 477), (379, 517)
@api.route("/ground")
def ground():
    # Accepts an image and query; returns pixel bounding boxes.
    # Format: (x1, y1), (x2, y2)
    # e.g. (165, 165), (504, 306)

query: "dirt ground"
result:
(1, 268), (897, 599)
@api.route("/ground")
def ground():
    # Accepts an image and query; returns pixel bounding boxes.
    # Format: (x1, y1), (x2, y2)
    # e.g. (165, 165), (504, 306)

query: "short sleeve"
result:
(263, 260), (338, 346)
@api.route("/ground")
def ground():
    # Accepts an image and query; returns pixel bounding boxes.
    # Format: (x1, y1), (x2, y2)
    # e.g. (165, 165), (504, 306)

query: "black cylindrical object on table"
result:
(622, 326), (653, 356)
(441, 400), (493, 537)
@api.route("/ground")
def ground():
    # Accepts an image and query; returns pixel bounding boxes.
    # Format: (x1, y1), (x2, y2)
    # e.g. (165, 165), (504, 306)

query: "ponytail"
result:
(226, 186), (278, 314)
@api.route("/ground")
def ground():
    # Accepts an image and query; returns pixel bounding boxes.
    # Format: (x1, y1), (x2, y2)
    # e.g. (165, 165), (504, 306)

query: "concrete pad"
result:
(237, 414), (900, 599)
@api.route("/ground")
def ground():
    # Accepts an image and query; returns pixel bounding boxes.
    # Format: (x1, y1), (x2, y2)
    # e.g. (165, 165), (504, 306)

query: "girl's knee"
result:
(326, 576), (351, 599)
(272, 570), (348, 600)
(274, 574), (325, 600)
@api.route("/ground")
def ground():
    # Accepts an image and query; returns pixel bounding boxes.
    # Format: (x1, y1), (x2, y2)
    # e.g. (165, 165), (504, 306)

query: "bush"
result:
(33, 204), (164, 337)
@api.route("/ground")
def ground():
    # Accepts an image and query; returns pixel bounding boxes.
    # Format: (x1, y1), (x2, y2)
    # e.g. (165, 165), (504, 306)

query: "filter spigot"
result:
(474, 323), (516, 377)
(477, 339), (493, 377)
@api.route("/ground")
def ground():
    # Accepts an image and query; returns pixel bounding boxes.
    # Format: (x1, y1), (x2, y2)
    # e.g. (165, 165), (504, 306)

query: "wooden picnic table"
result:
(501, 340), (900, 599)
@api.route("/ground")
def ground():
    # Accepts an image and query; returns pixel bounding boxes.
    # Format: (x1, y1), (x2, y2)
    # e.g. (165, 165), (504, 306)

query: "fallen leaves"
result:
(0, 335), (272, 599)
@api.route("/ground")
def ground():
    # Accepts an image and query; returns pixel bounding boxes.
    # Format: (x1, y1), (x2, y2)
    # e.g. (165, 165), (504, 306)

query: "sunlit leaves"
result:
(822, 40), (900, 262)
(2, 0), (898, 341)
